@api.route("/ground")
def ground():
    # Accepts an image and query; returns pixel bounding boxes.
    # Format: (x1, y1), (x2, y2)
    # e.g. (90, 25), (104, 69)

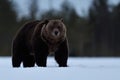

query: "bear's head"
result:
(41, 19), (67, 52)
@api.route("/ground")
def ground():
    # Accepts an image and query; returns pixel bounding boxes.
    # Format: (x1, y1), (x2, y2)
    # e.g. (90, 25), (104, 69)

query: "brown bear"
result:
(12, 19), (69, 67)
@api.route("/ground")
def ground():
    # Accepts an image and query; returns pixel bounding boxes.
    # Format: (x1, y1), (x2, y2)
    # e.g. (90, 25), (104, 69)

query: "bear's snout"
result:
(52, 28), (60, 37)
(55, 31), (58, 35)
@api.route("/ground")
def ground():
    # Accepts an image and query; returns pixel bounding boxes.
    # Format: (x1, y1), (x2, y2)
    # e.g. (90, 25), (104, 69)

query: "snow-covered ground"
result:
(1, 57), (120, 80)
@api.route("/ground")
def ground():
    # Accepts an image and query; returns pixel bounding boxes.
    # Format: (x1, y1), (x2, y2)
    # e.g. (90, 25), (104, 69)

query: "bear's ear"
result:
(44, 19), (49, 24)
(60, 18), (63, 22)
(42, 19), (49, 24)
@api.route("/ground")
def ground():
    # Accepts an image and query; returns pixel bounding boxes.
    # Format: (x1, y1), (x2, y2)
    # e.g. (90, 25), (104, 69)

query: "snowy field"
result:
(1, 57), (120, 80)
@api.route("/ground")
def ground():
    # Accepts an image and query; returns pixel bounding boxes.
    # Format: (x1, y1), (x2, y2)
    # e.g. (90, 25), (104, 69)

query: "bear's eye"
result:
(49, 26), (54, 30)
(52, 26), (55, 30)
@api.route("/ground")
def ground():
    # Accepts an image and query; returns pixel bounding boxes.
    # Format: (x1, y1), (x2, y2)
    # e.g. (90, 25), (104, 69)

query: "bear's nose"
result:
(55, 31), (58, 35)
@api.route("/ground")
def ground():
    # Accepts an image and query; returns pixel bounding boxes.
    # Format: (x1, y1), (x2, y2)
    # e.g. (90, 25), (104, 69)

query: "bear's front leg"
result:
(32, 37), (49, 67)
(55, 39), (69, 67)
(35, 53), (48, 67)
(34, 46), (49, 67)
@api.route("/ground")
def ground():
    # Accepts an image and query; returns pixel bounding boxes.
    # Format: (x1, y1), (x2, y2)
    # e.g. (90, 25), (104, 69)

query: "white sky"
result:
(12, 0), (120, 18)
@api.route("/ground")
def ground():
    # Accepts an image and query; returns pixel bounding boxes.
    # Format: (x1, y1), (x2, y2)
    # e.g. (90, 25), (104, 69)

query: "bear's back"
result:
(23, 20), (40, 40)
(22, 20), (40, 37)
(13, 20), (41, 51)
(13, 20), (40, 41)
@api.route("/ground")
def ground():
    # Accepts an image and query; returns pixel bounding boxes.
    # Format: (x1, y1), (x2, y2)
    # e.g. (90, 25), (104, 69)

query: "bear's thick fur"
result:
(12, 19), (69, 67)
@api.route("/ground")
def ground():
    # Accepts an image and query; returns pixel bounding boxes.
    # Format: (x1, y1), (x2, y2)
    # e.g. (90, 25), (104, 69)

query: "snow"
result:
(1, 57), (120, 80)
